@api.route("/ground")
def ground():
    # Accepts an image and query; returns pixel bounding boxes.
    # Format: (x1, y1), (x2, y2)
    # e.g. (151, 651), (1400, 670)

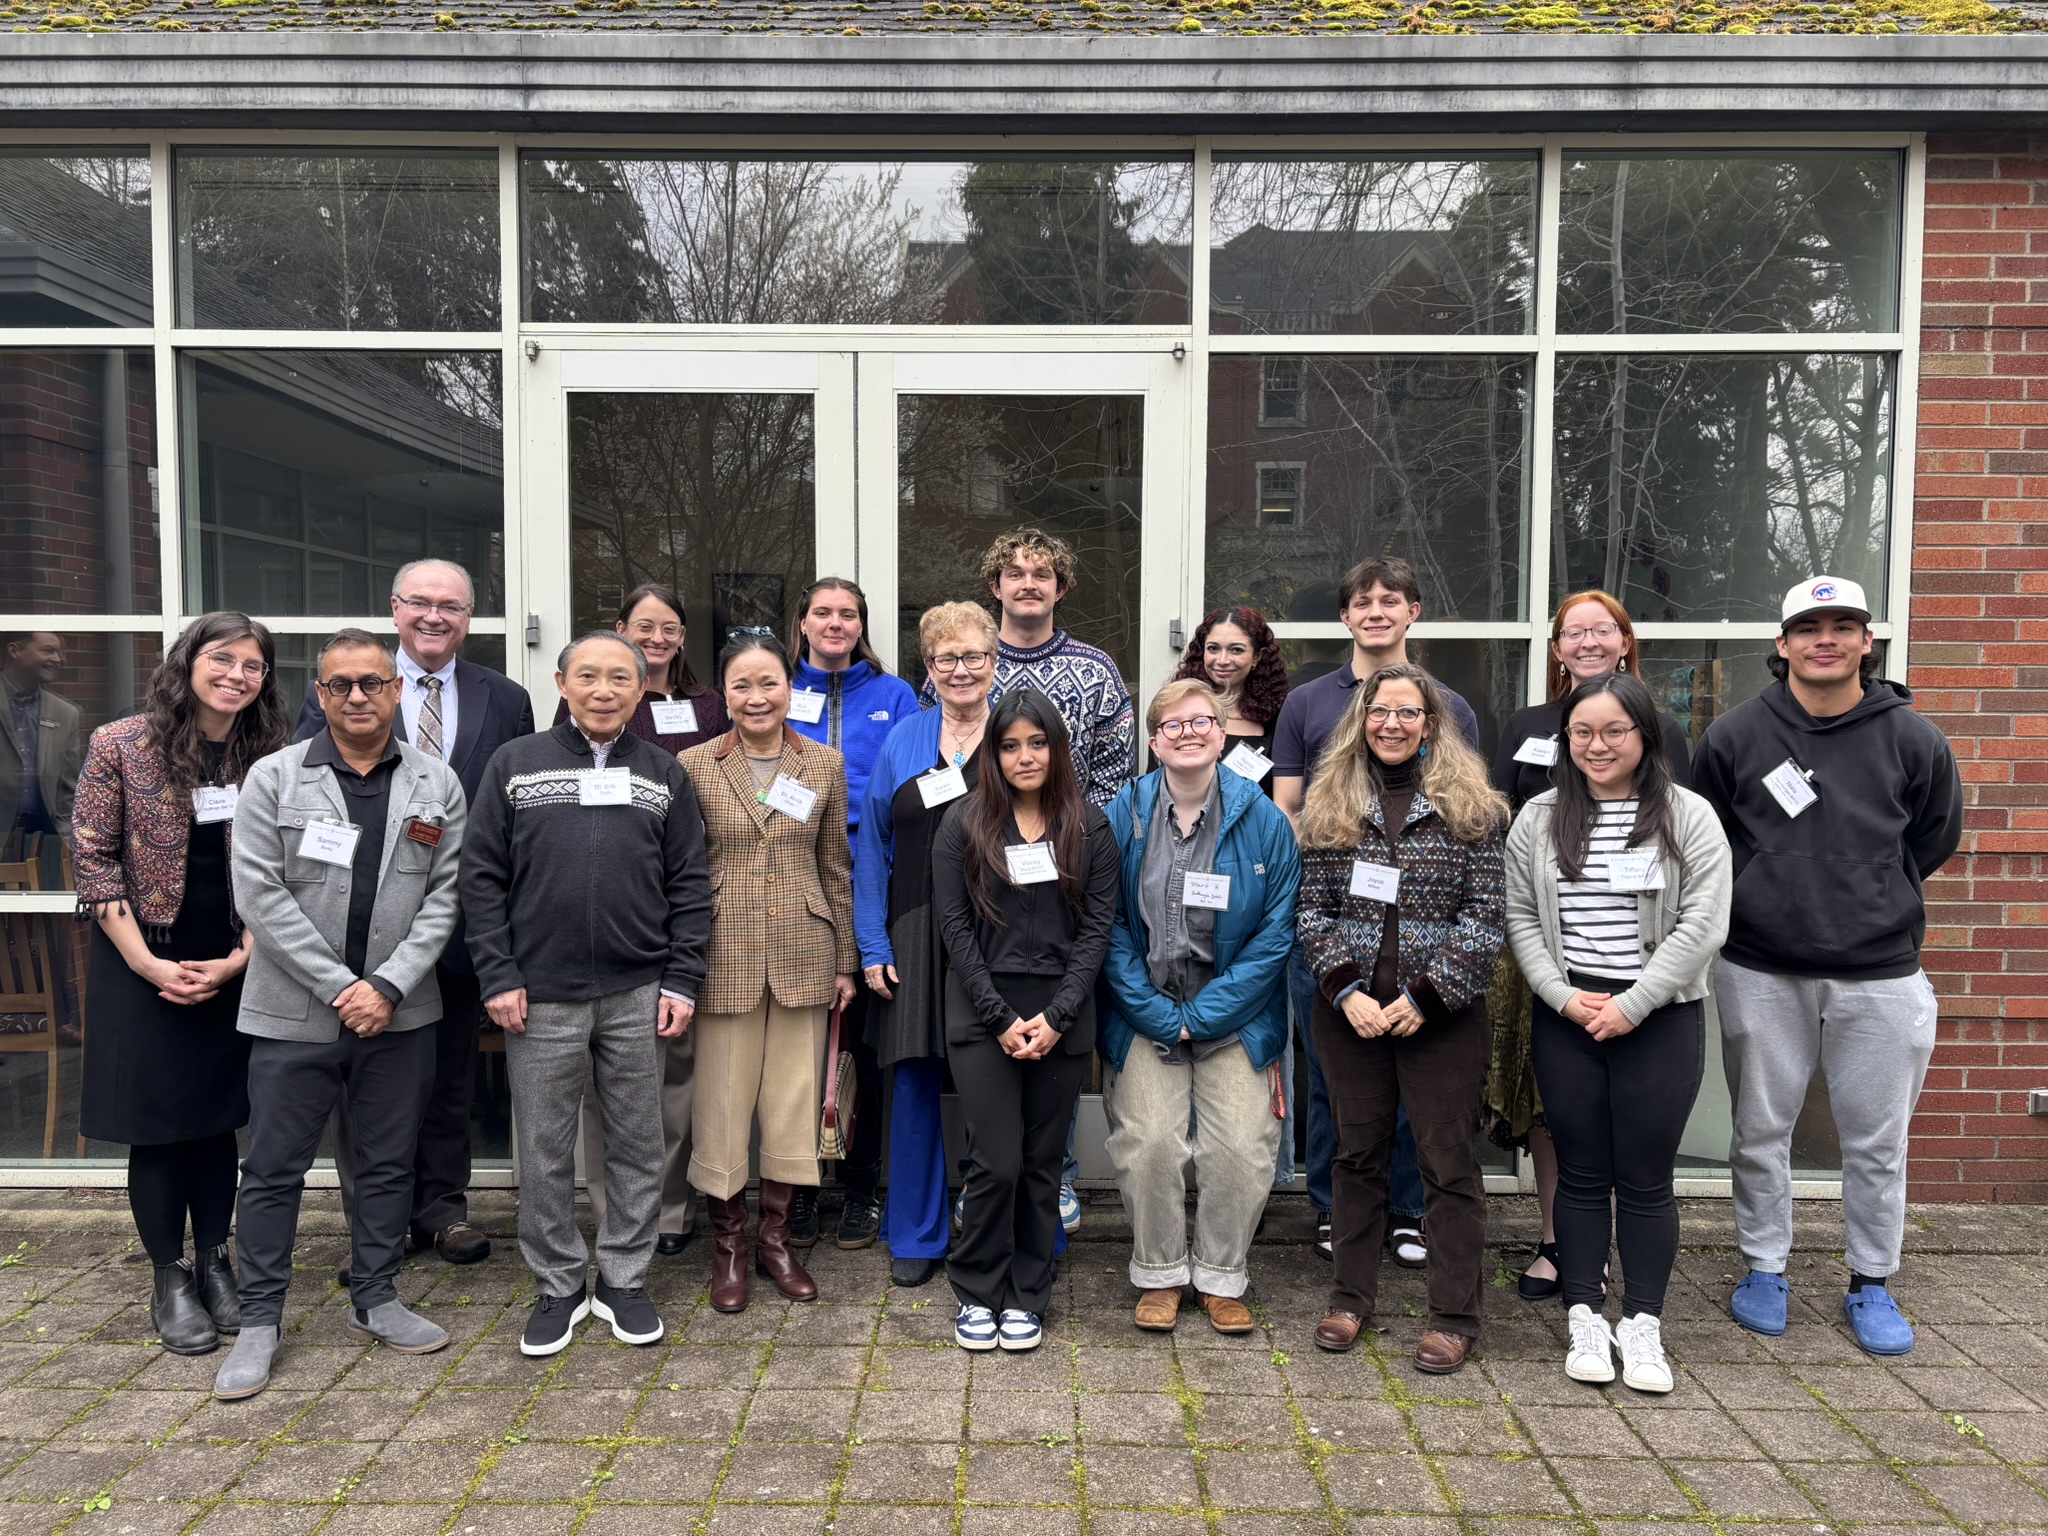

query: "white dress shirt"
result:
(397, 648), (460, 759)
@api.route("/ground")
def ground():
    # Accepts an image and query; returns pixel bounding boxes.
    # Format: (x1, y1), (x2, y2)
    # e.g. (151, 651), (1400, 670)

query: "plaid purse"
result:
(818, 1001), (857, 1160)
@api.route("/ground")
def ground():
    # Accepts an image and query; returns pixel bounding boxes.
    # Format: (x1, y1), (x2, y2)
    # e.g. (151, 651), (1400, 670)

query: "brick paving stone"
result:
(1726, 1404), (1875, 1460)
(1077, 1387), (1188, 1444)
(742, 1385), (858, 1440)
(1211, 1515), (1342, 1535)
(596, 1441), (725, 1501)
(1090, 1512), (1211, 1536)
(1513, 1402), (1649, 1458)
(1857, 1408), (2004, 1464)
(1436, 1453), (1574, 1515)
(1200, 1445), (1328, 1511)
(1322, 1450), (1449, 1513)
(110, 1440), (262, 1500)
(1344, 1516), (1462, 1536)
(721, 1440), (842, 1502)
(232, 1440), (381, 1501)
(956, 1509), (1081, 1536)
(1297, 1396), (1412, 1452)
(970, 1388), (1077, 1442)
(1549, 1454), (1697, 1517)
(187, 1502), (334, 1533)
(1615, 1406), (1763, 1458)
(0, 1439), (147, 1499)
(841, 1438), (961, 1503)
(1795, 1459), (1948, 1522)
(1080, 1442), (1204, 1506)
(1669, 1457), (1823, 1519)
(1914, 1462), (2048, 1524)
(1197, 1391), (1299, 1447)
(856, 1384), (967, 1442)
(321, 1507), (463, 1535)
(349, 1439), (490, 1502)
(961, 1441), (1081, 1504)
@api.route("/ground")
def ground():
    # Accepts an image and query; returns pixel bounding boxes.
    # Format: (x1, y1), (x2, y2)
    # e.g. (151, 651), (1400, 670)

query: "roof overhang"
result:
(3, 34), (2047, 135)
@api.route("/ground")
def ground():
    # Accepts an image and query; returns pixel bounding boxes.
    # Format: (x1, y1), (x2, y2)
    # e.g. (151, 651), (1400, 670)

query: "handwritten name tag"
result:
(1182, 871), (1232, 910)
(1607, 850), (1666, 892)
(1349, 861), (1401, 903)
(1223, 742), (1274, 782)
(1005, 842), (1059, 885)
(650, 699), (699, 736)
(1512, 735), (1559, 768)
(300, 819), (361, 867)
(766, 775), (818, 823)
(191, 786), (238, 824)
(917, 764), (968, 809)
(1762, 759), (1818, 819)
(579, 768), (632, 807)
(788, 690), (827, 725)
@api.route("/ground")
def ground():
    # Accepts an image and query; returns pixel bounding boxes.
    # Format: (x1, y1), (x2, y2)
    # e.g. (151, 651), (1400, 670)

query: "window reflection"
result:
(0, 154), (151, 328)
(523, 156), (1191, 325)
(1210, 157), (1535, 335)
(1552, 353), (1892, 623)
(1275, 634), (1518, 766)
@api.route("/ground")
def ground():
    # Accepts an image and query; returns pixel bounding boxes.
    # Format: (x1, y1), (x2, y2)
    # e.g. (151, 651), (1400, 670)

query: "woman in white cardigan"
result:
(1504, 672), (1731, 1398)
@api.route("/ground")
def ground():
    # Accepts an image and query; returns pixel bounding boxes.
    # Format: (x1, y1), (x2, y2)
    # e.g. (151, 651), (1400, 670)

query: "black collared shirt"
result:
(306, 727), (403, 998)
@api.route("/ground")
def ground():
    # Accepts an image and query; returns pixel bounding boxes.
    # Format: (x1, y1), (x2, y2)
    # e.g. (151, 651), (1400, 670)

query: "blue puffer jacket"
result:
(1099, 766), (1301, 1073)
(789, 657), (920, 849)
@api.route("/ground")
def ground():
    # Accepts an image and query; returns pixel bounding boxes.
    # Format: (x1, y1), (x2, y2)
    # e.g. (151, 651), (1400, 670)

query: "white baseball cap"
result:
(1780, 576), (1871, 630)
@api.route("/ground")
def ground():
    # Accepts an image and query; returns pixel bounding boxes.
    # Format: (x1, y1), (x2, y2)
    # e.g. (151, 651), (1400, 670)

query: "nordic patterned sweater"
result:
(921, 628), (1135, 808)
(1296, 790), (1507, 1022)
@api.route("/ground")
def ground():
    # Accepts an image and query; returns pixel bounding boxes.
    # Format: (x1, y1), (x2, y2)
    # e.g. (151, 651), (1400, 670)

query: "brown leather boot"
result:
(754, 1180), (819, 1302)
(707, 1193), (751, 1313)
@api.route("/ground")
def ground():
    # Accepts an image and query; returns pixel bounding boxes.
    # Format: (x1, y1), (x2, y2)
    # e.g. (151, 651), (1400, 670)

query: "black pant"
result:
(333, 962), (481, 1238)
(128, 1133), (240, 1265)
(237, 1027), (435, 1327)
(1531, 981), (1705, 1318)
(946, 1033), (1087, 1316)
(827, 989), (884, 1200)
(1313, 993), (1491, 1341)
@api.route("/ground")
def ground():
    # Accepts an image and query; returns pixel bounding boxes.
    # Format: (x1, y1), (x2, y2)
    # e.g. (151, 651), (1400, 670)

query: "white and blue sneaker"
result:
(954, 1304), (998, 1352)
(998, 1309), (1043, 1352)
(952, 1192), (966, 1235)
(1059, 1185), (1081, 1234)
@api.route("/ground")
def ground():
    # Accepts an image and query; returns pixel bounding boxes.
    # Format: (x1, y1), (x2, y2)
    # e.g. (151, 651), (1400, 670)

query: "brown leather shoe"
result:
(1314, 1308), (1365, 1352)
(433, 1221), (491, 1266)
(1134, 1288), (1183, 1331)
(1414, 1329), (1472, 1374)
(1198, 1293), (1257, 1335)
(707, 1193), (751, 1313)
(754, 1180), (819, 1302)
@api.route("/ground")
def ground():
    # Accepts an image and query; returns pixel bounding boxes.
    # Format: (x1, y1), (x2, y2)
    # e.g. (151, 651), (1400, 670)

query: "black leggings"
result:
(1531, 983), (1704, 1318)
(128, 1134), (240, 1266)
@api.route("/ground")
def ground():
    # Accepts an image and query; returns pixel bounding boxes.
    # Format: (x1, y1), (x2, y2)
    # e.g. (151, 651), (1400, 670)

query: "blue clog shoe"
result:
(1843, 1286), (1915, 1356)
(1731, 1270), (1789, 1336)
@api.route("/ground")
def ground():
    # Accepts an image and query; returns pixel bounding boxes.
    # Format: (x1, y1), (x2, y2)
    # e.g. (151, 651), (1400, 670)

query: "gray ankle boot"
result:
(346, 1300), (450, 1355)
(213, 1324), (278, 1401)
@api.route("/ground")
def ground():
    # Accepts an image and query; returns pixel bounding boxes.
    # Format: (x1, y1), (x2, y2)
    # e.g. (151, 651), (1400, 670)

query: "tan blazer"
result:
(680, 726), (856, 1015)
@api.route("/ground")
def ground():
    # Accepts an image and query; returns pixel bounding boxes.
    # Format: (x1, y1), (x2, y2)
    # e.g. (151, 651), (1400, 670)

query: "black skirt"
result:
(79, 821), (251, 1146)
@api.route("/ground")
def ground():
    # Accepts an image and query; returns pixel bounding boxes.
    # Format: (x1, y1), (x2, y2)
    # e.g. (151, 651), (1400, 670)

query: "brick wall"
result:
(1910, 133), (2048, 1203)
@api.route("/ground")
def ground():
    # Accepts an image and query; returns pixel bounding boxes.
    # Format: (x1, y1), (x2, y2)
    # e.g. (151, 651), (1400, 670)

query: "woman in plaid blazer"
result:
(679, 635), (859, 1314)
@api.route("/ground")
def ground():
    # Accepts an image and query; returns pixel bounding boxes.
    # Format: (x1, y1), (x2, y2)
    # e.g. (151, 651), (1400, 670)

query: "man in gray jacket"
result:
(214, 629), (467, 1401)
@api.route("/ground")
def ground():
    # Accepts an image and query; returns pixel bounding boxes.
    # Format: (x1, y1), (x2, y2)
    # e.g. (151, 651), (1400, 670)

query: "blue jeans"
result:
(1290, 944), (1424, 1220)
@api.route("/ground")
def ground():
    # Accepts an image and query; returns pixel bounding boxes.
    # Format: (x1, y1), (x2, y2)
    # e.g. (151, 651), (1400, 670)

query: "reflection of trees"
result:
(959, 163), (1159, 325)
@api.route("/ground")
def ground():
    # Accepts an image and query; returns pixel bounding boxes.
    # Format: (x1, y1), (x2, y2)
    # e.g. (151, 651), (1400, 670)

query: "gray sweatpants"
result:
(506, 982), (664, 1297)
(1716, 957), (1938, 1280)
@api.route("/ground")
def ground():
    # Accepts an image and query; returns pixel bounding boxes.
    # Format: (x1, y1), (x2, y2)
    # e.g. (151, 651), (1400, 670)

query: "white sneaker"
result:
(954, 1304), (998, 1352)
(1616, 1312), (1673, 1394)
(1564, 1303), (1616, 1384)
(998, 1309), (1043, 1352)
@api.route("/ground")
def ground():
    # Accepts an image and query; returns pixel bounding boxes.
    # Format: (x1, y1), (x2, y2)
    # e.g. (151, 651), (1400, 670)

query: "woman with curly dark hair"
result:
(1169, 607), (1289, 795)
(75, 612), (290, 1356)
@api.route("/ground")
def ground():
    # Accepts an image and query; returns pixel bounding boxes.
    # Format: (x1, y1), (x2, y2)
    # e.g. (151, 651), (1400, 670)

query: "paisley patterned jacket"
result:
(72, 714), (222, 931)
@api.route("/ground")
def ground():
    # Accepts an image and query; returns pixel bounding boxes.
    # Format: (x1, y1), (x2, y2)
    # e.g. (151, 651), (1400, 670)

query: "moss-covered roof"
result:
(16, 0), (2046, 36)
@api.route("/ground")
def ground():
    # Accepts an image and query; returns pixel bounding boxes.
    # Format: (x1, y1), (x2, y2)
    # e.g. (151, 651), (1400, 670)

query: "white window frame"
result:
(1254, 460), (1307, 528)
(1257, 355), (1308, 426)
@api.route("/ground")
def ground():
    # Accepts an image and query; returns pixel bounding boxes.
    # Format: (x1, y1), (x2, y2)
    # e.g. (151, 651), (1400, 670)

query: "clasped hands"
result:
(998, 1012), (1059, 1061)
(150, 952), (245, 1006)
(333, 979), (396, 1038)
(1339, 988), (1424, 1040)
(1562, 989), (1635, 1041)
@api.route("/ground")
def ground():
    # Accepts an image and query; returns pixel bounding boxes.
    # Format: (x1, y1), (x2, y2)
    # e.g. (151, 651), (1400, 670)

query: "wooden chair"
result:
(0, 854), (63, 1158)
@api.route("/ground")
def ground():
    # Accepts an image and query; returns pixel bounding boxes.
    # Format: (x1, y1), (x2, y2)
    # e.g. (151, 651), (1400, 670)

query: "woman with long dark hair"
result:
(932, 689), (1119, 1352)
(1505, 673), (1730, 1394)
(1170, 606), (1290, 790)
(75, 612), (290, 1355)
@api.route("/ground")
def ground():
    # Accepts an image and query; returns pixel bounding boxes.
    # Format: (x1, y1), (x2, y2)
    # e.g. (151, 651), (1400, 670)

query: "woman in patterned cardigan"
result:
(1296, 663), (1508, 1376)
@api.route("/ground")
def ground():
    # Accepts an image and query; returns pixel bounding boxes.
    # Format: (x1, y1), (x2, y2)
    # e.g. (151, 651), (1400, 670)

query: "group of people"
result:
(65, 530), (1959, 1406)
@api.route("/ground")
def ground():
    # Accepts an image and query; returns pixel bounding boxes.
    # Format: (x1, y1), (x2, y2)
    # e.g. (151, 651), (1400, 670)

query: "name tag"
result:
(917, 764), (968, 809)
(1182, 871), (1231, 910)
(766, 774), (818, 822)
(1223, 742), (1274, 782)
(1513, 735), (1559, 768)
(1606, 849), (1665, 892)
(650, 699), (699, 736)
(404, 817), (445, 848)
(788, 690), (827, 725)
(1762, 759), (1817, 819)
(1349, 861), (1401, 903)
(1005, 842), (1059, 885)
(191, 785), (238, 824)
(579, 768), (633, 807)
(300, 819), (361, 867)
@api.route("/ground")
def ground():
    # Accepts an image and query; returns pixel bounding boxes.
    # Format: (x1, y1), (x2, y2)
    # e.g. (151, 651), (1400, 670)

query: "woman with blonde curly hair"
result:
(1297, 664), (1508, 1375)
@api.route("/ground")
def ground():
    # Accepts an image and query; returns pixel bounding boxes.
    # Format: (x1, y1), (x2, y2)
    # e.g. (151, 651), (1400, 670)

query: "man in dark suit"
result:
(294, 560), (535, 1266)
(1, 631), (82, 868)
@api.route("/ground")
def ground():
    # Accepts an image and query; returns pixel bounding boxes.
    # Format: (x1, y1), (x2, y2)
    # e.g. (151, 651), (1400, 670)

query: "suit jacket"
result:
(231, 737), (466, 1042)
(295, 656), (533, 975)
(0, 684), (82, 845)
(679, 726), (857, 1015)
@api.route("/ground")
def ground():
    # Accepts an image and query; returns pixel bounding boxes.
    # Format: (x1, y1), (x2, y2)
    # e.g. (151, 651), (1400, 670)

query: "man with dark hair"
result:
(1694, 577), (1962, 1357)
(216, 629), (467, 1400)
(1, 631), (81, 863)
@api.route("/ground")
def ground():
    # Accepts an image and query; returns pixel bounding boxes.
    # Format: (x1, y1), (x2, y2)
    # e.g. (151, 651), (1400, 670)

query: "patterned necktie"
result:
(417, 676), (445, 760)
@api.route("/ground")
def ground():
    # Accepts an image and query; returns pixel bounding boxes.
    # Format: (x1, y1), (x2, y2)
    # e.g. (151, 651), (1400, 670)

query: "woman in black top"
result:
(1167, 606), (1289, 795)
(1486, 590), (1691, 1301)
(932, 689), (1119, 1354)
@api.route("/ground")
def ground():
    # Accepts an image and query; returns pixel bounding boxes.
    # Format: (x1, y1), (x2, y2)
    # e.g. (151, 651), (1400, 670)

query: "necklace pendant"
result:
(952, 750), (964, 766)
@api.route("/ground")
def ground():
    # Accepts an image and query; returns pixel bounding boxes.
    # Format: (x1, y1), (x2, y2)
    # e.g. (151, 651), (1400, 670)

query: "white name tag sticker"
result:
(788, 690), (827, 725)
(191, 786), (238, 824)
(916, 764), (968, 809)
(650, 699), (699, 736)
(1223, 742), (1275, 782)
(579, 768), (633, 807)
(1182, 871), (1232, 910)
(1607, 850), (1666, 892)
(1349, 861), (1401, 903)
(1005, 842), (1059, 885)
(766, 774), (818, 822)
(1762, 759), (1818, 819)
(1513, 735), (1560, 768)
(300, 819), (361, 867)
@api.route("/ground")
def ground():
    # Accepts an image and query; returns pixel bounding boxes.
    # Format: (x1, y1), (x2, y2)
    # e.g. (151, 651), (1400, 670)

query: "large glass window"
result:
(0, 153), (152, 328)
(523, 156), (1193, 326)
(176, 151), (500, 331)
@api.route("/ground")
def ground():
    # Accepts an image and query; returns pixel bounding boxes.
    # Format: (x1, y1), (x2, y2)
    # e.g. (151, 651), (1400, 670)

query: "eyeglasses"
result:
(396, 596), (473, 618)
(317, 675), (398, 699)
(1365, 705), (1427, 725)
(1567, 723), (1640, 746)
(1157, 715), (1219, 739)
(199, 651), (269, 679)
(626, 620), (684, 641)
(928, 651), (994, 673)
(1559, 623), (1623, 643)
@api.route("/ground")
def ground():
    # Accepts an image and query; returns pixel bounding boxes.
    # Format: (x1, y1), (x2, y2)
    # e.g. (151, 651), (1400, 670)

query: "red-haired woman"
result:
(1487, 590), (1693, 1302)
(1170, 607), (1290, 796)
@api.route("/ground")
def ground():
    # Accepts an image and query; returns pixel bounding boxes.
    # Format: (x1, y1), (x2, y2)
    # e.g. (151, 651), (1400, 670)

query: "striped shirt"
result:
(1557, 799), (1645, 980)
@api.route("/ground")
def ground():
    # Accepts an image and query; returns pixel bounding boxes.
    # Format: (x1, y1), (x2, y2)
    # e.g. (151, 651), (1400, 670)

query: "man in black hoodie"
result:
(1693, 577), (1961, 1358)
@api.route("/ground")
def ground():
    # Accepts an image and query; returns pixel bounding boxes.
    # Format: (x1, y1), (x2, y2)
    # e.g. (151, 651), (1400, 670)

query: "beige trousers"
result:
(688, 992), (826, 1201)
(582, 1028), (696, 1234)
